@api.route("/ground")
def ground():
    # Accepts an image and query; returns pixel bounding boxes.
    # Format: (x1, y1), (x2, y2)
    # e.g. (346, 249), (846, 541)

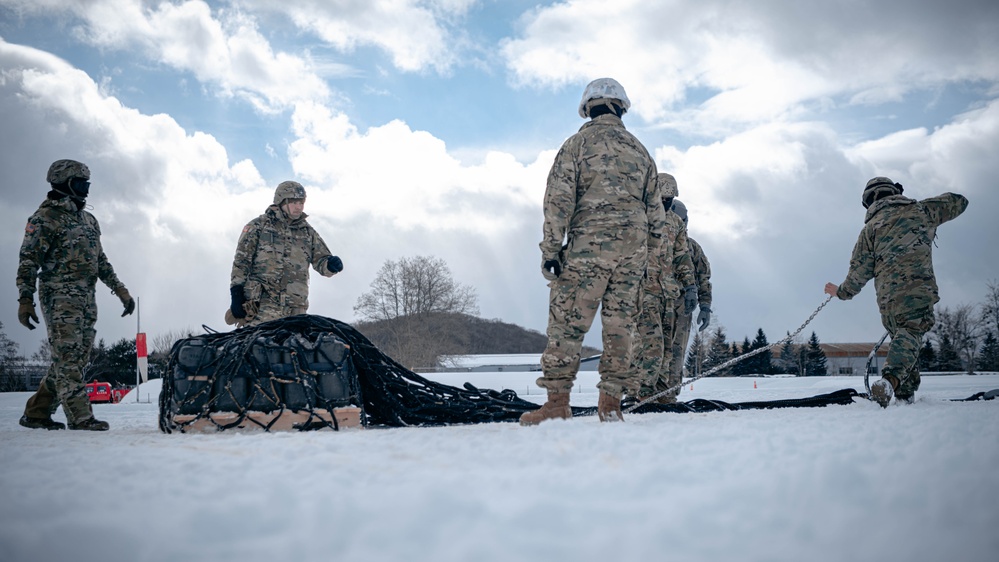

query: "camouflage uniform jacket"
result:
(687, 236), (712, 308)
(230, 205), (336, 310)
(540, 114), (665, 268)
(652, 212), (695, 299)
(17, 197), (125, 299)
(836, 193), (968, 312)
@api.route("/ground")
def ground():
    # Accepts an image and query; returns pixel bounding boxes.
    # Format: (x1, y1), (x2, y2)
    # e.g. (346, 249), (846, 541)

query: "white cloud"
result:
(502, 0), (999, 129)
(287, 100), (550, 233)
(241, 0), (474, 73)
(2, 0), (332, 111)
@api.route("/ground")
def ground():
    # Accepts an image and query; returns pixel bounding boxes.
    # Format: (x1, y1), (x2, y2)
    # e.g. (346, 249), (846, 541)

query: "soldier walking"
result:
(629, 174), (696, 404)
(228, 181), (343, 327)
(825, 177), (968, 407)
(665, 198), (712, 400)
(17, 159), (135, 431)
(521, 78), (665, 425)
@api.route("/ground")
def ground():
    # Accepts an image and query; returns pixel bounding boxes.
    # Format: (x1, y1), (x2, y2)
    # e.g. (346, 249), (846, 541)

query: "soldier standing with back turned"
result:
(825, 177), (967, 407)
(521, 78), (665, 425)
(17, 159), (135, 431)
(629, 173), (696, 405)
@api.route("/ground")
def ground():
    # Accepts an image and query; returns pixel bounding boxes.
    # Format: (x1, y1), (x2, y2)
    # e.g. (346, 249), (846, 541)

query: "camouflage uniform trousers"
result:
(881, 304), (934, 400)
(667, 301), (695, 399)
(629, 290), (676, 398)
(23, 287), (98, 424)
(539, 230), (646, 399)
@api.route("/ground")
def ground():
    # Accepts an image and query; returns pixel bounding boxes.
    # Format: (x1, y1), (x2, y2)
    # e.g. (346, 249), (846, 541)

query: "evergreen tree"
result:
(745, 328), (773, 375)
(918, 339), (936, 372)
(731, 336), (753, 376)
(777, 332), (798, 375)
(803, 331), (827, 376)
(685, 331), (705, 377)
(704, 326), (731, 376)
(977, 331), (999, 372)
(935, 333), (963, 371)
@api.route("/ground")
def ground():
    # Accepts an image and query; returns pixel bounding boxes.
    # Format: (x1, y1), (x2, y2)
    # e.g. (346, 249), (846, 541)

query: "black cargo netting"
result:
(159, 315), (879, 433)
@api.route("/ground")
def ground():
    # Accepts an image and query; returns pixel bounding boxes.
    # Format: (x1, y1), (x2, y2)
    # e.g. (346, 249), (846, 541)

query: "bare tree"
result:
(31, 340), (52, 363)
(0, 321), (26, 392)
(932, 305), (982, 373)
(355, 256), (478, 321)
(151, 328), (196, 356)
(354, 256), (479, 369)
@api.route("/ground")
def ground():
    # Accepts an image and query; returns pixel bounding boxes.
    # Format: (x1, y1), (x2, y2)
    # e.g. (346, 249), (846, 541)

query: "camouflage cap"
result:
(658, 173), (678, 199)
(862, 176), (902, 208)
(46, 159), (90, 185)
(274, 180), (307, 205)
(671, 199), (688, 223)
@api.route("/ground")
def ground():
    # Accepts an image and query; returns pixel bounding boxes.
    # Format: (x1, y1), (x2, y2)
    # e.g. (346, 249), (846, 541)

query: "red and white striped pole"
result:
(136, 297), (148, 401)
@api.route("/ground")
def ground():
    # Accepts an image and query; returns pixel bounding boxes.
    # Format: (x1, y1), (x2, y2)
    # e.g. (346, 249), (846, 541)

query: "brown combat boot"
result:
(519, 392), (572, 426)
(597, 392), (623, 422)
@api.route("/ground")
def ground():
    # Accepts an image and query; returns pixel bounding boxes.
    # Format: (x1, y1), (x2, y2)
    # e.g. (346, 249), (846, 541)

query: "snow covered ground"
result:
(2, 373), (998, 562)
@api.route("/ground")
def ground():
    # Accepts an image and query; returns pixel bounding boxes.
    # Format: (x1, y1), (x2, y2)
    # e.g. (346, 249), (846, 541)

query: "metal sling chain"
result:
(864, 332), (890, 394)
(623, 295), (834, 414)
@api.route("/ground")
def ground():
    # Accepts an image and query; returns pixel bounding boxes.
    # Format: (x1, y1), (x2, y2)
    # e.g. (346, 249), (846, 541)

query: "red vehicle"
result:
(85, 382), (131, 404)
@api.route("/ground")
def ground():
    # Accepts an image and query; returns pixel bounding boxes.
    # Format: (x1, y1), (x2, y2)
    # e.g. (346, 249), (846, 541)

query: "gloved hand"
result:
(697, 305), (711, 331)
(542, 257), (562, 281)
(116, 287), (135, 317)
(683, 285), (698, 315)
(18, 297), (38, 330)
(327, 255), (343, 274)
(230, 285), (247, 319)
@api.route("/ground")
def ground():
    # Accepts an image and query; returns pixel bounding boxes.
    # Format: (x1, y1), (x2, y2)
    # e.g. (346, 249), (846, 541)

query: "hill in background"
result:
(354, 313), (601, 370)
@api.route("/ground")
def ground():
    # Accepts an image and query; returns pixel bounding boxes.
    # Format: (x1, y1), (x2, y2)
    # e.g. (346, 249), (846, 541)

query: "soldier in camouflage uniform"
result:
(16, 159), (135, 431)
(520, 78), (665, 425)
(629, 174), (697, 404)
(825, 177), (968, 407)
(666, 198), (712, 400)
(229, 181), (342, 327)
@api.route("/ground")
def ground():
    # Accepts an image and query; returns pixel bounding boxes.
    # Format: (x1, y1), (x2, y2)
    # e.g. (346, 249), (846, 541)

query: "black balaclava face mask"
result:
(49, 177), (90, 210)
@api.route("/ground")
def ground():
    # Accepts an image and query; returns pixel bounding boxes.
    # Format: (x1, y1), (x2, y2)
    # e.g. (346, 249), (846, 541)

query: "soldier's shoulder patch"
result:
(25, 222), (36, 234)
(242, 224), (253, 234)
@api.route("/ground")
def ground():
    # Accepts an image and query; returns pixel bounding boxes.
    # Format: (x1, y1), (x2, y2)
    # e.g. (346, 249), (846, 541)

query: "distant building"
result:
(820, 343), (888, 376)
(436, 343), (888, 376)
(430, 353), (601, 373)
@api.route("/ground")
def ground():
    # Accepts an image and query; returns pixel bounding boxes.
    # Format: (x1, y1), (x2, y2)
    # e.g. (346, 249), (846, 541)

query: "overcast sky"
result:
(1, 0), (997, 358)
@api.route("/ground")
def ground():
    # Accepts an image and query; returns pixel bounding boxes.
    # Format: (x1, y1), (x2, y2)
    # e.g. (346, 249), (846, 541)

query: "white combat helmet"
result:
(578, 77), (631, 118)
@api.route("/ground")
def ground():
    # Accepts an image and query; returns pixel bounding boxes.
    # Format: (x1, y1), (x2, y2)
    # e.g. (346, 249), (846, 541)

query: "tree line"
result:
(684, 326), (829, 377)
(916, 280), (999, 373)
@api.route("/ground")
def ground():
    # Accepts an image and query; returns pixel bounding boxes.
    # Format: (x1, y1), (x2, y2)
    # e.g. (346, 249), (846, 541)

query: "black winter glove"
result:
(542, 258), (562, 281)
(683, 285), (698, 315)
(327, 255), (343, 274)
(697, 306), (711, 331)
(18, 297), (38, 330)
(230, 285), (247, 319)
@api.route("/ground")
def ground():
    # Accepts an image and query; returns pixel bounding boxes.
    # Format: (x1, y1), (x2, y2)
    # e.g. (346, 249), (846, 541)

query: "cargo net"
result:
(159, 314), (867, 433)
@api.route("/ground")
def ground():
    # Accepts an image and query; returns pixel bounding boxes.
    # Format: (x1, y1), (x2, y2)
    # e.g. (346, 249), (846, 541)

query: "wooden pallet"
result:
(172, 407), (362, 432)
